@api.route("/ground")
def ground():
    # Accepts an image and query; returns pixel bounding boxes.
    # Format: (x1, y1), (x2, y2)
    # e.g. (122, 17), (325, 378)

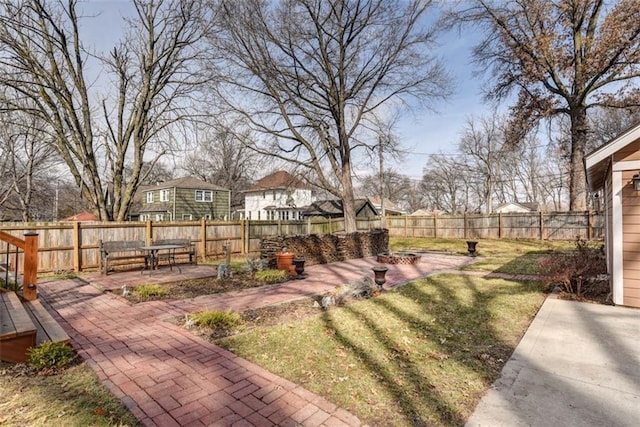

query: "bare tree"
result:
(420, 153), (469, 214)
(0, 107), (61, 221)
(356, 169), (413, 211)
(182, 123), (260, 208)
(0, 0), (206, 220)
(208, 0), (451, 232)
(589, 107), (640, 147)
(457, 0), (640, 211)
(458, 114), (506, 213)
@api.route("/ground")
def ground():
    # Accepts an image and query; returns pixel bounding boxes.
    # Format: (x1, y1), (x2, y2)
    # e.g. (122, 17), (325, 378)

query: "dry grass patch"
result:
(216, 273), (545, 426)
(0, 361), (139, 426)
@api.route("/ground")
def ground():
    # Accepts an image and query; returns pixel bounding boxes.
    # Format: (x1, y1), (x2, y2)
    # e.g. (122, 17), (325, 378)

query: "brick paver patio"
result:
(37, 254), (471, 426)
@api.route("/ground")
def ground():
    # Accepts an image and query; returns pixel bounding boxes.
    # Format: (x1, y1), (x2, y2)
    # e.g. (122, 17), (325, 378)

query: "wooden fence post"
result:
(464, 213), (468, 239)
(240, 219), (246, 254)
(434, 215), (438, 238)
(73, 221), (80, 272)
(145, 220), (152, 245)
(587, 210), (593, 240)
(22, 232), (38, 301)
(539, 212), (544, 240)
(200, 218), (207, 260)
(498, 213), (503, 239)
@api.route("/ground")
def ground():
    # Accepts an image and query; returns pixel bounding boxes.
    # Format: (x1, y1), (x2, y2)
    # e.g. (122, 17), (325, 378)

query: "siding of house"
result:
(621, 170), (640, 307)
(141, 187), (230, 220)
(614, 139), (640, 161)
(357, 204), (377, 218)
(174, 188), (230, 220)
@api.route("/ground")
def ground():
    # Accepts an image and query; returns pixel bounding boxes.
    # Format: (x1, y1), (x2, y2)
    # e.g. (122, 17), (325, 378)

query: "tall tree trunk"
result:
(569, 107), (588, 211)
(341, 163), (357, 233)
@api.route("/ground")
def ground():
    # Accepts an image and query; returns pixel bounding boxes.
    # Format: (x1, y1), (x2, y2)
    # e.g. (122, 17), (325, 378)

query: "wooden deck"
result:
(0, 291), (68, 363)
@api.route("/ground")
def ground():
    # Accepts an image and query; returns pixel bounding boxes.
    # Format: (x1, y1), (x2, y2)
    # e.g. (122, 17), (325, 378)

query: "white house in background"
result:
(494, 202), (539, 213)
(243, 171), (314, 220)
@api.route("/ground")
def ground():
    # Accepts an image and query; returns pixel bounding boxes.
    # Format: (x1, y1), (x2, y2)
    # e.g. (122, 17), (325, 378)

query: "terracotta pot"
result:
(276, 252), (295, 271)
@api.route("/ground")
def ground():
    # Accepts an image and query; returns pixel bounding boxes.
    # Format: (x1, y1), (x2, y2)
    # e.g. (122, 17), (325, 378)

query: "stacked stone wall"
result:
(260, 229), (389, 267)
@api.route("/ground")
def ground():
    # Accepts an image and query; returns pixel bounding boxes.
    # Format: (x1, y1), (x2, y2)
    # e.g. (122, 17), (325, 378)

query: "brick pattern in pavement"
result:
(38, 254), (470, 426)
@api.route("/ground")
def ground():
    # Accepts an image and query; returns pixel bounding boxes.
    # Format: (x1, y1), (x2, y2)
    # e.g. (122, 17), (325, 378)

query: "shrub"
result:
(190, 310), (241, 329)
(538, 238), (607, 296)
(245, 256), (268, 273)
(28, 341), (76, 371)
(254, 269), (289, 284)
(133, 284), (168, 298)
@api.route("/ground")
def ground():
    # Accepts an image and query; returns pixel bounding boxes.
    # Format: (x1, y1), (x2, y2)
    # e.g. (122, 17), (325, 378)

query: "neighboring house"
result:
(410, 208), (442, 216)
(243, 171), (313, 221)
(494, 202), (540, 213)
(367, 196), (406, 216)
(134, 176), (230, 221)
(585, 121), (640, 308)
(61, 211), (98, 221)
(303, 198), (378, 219)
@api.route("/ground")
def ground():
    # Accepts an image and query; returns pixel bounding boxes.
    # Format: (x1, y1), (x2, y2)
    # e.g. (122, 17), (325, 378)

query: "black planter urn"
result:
(466, 241), (478, 257)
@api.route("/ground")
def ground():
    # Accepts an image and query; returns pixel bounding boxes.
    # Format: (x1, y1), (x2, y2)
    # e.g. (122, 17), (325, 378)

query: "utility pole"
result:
(379, 139), (386, 229)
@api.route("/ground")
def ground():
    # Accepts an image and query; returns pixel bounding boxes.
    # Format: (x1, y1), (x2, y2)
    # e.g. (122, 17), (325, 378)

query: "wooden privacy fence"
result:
(382, 211), (604, 240)
(0, 211), (602, 273)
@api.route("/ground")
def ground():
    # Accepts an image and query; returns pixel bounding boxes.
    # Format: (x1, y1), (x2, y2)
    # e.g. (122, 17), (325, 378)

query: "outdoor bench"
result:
(99, 240), (148, 275)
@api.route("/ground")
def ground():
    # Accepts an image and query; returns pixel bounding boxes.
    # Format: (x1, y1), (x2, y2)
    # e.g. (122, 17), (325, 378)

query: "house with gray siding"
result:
(134, 176), (230, 221)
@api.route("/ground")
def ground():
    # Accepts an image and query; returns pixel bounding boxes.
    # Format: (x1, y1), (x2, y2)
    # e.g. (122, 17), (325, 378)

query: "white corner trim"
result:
(612, 160), (640, 171)
(612, 170), (624, 305)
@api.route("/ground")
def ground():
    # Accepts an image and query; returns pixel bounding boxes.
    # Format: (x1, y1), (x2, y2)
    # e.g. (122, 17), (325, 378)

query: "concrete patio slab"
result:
(466, 297), (640, 427)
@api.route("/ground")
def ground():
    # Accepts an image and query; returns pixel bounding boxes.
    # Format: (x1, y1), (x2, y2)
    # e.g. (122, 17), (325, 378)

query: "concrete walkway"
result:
(38, 254), (470, 426)
(466, 297), (640, 427)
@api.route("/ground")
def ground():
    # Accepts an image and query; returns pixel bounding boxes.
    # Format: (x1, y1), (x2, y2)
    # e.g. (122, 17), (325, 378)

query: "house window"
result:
(182, 214), (192, 220)
(204, 214), (212, 220)
(140, 214), (148, 222)
(283, 211), (289, 220)
(146, 192), (154, 203)
(160, 189), (170, 202)
(155, 213), (164, 221)
(195, 190), (212, 202)
(257, 211), (261, 220)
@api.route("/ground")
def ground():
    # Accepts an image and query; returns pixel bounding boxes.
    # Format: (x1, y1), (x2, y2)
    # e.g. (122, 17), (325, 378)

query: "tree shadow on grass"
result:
(319, 273), (543, 426)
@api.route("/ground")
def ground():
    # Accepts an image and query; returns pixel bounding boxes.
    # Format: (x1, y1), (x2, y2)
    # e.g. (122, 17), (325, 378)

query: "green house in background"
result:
(134, 176), (230, 221)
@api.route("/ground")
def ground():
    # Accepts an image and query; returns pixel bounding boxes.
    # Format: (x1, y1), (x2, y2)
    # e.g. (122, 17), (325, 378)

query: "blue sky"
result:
(396, 28), (490, 179)
(80, 1), (493, 181)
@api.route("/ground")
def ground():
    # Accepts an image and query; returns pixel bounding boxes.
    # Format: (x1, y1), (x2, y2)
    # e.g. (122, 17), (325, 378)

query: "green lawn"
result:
(219, 273), (546, 426)
(215, 238), (585, 425)
(391, 237), (576, 275)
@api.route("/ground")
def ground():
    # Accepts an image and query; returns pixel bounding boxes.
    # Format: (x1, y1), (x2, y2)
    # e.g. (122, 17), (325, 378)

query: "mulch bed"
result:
(110, 272), (278, 303)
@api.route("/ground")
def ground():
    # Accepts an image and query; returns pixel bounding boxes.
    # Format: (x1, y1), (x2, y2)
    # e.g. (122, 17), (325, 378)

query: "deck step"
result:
(0, 291), (37, 363)
(0, 291), (70, 363)
(23, 299), (70, 346)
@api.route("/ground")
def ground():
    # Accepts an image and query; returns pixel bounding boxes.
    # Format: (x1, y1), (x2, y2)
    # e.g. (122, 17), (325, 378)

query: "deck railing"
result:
(0, 231), (38, 301)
